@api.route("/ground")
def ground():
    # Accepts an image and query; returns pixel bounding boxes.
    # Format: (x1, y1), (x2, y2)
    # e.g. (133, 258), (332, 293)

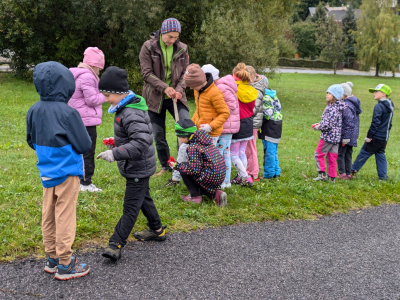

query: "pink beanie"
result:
(83, 47), (105, 69)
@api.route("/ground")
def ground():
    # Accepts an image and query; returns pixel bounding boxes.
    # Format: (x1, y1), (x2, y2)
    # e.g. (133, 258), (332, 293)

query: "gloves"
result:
(342, 139), (350, 146)
(96, 150), (115, 162)
(168, 156), (177, 169)
(365, 137), (372, 143)
(199, 124), (212, 133)
(311, 123), (320, 130)
(103, 137), (115, 149)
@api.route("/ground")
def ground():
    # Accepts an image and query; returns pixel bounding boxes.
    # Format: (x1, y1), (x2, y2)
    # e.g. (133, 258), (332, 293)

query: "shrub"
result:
(278, 58), (332, 69)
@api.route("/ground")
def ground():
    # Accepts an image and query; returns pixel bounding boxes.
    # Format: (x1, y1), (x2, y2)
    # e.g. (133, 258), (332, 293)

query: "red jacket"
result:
(236, 81), (257, 119)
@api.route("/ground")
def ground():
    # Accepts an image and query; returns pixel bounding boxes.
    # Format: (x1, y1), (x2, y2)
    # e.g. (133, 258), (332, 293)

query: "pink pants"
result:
(245, 129), (259, 178)
(314, 139), (339, 178)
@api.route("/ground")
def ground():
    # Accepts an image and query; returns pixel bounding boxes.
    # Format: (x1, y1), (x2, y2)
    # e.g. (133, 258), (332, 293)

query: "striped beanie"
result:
(161, 18), (181, 34)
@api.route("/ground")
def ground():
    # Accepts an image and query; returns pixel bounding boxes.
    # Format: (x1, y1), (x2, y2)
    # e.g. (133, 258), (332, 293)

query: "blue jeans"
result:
(351, 144), (387, 179)
(262, 140), (280, 179)
(217, 134), (233, 184)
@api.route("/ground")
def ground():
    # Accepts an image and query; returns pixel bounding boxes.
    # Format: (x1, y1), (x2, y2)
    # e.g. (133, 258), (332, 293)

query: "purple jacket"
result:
(318, 100), (345, 145)
(341, 96), (362, 147)
(69, 68), (106, 127)
(215, 75), (240, 134)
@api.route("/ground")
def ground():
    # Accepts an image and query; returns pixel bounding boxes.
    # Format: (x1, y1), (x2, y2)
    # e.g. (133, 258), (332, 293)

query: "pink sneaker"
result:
(180, 194), (202, 203)
(346, 174), (352, 180)
(214, 190), (227, 207)
(241, 176), (254, 187)
(338, 173), (349, 180)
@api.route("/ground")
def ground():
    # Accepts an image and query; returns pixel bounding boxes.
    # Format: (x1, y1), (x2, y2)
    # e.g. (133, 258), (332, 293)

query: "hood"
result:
(189, 130), (213, 146)
(215, 75), (238, 93)
(379, 99), (395, 113)
(251, 77), (268, 94)
(33, 61), (76, 103)
(236, 81), (258, 103)
(199, 73), (214, 95)
(69, 67), (93, 81)
(150, 30), (161, 40)
(265, 89), (277, 98)
(345, 96), (362, 114)
(125, 95), (148, 111)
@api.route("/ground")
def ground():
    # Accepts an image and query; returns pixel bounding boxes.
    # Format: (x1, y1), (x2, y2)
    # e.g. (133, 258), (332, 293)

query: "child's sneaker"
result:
(251, 175), (260, 182)
(214, 190), (227, 207)
(313, 173), (327, 182)
(44, 257), (59, 274)
(164, 179), (180, 188)
(80, 183), (102, 192)
(133, 225), (167, 242)
(231, 174), (242, 185)
(273, 175), (281, 179)
(338, 173), (349, 180)
(55, 257), (90, 280)
(180, 194), (202, 203)
(330, 177), (336, 183)
(220, 182), (231, 189)
(102, 242), (122, 261)
(241, 176), (254, 187)
(351, 170), (357, 179)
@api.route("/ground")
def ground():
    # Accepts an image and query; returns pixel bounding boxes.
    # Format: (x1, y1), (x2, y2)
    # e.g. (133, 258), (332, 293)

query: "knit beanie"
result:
(175, 119), (197, 137)
(327, 84), (344, 101)
(184, 64), (206, 88)
(201, 64), (219, 80)
(83, 47), (105, 69)
(99, 66), (129, 94)
(340, 82), (353, 97)
(161, 18), (181, 34)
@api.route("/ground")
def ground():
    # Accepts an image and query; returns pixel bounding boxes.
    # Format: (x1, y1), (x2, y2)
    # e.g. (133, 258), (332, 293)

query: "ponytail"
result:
(233, 63), (251, 83)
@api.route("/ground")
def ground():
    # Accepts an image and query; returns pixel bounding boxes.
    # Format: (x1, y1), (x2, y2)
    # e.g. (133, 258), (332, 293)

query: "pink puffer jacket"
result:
(215, 75), (240, 134)
(69, 68), (106, 127)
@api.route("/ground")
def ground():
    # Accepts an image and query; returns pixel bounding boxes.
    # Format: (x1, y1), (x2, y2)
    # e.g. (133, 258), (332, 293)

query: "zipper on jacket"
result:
(158, 48), (165, 114)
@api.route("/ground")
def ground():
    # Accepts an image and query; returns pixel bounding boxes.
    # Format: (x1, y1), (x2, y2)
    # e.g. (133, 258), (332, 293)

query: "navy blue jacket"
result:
(341, 96), (362, 147)
(367, 99), (394, 141)
(26, 61), (92, 188)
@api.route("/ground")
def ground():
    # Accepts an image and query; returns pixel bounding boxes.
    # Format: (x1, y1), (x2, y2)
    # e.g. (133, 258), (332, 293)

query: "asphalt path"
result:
(270, 67), (400, 77)
(2, 204), (400, 299)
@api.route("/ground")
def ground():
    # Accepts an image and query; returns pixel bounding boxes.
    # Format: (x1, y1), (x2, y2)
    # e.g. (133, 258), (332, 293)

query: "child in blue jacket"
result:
(352, 84), (394, 180)
(26, 61), (92, 280)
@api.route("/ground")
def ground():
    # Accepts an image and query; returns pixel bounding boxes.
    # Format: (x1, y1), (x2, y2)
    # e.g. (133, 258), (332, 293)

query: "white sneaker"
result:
(80, 184), (102, 192)
(220, 182), (231, 189)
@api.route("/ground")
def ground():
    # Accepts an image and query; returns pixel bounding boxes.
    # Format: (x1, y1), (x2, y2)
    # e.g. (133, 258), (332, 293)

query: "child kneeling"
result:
(170, 119), (228, 207)
(96, 67), (166, 261)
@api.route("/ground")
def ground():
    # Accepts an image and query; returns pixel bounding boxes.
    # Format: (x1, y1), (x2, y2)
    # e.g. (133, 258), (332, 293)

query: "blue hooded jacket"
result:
(26, 61), (92, 188)
(341, 96), (362, 147)
(367, 99), (394, 141)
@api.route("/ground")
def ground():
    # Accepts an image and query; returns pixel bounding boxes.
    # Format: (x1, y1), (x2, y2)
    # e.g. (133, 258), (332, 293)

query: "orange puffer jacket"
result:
(192, 74), (230, 137)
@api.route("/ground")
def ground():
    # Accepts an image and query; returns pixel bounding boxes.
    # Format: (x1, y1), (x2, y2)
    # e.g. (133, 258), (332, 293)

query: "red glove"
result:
(167, 156), (176, 169)
(103, 137), (115, 149)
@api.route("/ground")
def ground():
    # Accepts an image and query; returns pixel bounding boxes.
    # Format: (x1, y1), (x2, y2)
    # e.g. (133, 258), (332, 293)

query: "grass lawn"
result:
(0, 72), (399, 262)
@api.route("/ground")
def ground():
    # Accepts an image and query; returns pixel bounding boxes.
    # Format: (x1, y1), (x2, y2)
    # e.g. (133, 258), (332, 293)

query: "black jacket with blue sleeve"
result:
(367, 99), (394, 141)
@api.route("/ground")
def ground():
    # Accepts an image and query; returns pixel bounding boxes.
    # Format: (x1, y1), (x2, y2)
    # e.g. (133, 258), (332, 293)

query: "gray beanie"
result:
(340, 82), (353, 97)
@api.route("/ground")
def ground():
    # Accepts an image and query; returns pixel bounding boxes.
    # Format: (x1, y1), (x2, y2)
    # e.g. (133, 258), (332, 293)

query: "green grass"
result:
(1, 72), (399, 262)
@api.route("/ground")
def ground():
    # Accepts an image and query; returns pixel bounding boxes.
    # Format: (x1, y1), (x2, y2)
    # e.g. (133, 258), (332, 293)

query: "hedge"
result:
(278, 58), (332, 69)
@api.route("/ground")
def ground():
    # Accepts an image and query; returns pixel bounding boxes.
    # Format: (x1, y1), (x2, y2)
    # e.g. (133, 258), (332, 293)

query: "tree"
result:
(354, 0), (400, 76)
(311, 2), (328, 23)
(292, 22), (319, 57)
(342, 5), (357, 66)
(293, 0), (323, 21)
(316, 16), (346, 74)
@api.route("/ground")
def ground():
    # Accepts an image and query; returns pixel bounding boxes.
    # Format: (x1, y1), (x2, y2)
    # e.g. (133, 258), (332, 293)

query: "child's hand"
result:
(364, 137), (372, 143)
(311, 123), (320, 130)
(342, 139), (350, 146)
(97, 150), (115, 162)
(199, 124), (212, 132)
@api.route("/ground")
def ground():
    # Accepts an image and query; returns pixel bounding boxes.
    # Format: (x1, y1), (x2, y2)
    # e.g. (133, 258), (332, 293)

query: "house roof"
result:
(307, 6), (361, 22)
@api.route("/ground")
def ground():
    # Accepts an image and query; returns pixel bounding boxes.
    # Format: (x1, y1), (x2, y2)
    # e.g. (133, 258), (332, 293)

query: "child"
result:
(202, 64), (240, 189)
(338, 82), (362, 179)
(258, 88), (283, 179)
(312, 84), (345, 183)
(69, 47), (106, 192)
(170, 119), (228, 206)
(96, 67), (166, 261)
(231, 63), (258, 186)
(185, 63), (230, 146)
(351, 84), (394, 180)
(245, 66), (269, 181)
(26, 61), (92, 280)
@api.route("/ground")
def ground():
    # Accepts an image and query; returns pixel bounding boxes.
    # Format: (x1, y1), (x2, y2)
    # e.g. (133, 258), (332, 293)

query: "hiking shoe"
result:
(80, 183), (102, 192)
(133, 225), (167, 242)
(251, 175), (260, 182)
(330, 177), (336, 183)
(214, 190), (227, 207)
(164, 179), (180, 188)
(102, 242), (122, 261)
(241, 176), (254, 187)
(313, 173), (327, 182)
(273, 175), (281, 179)
(44, 257), (59, 274)
(351, 170), (357, 179)
(231, 174), (242, 185)
(220, 182), (231, 189)
(338, 173), (349, 180)
(181, 194), (202, 203)
(55, 257), (90, 280)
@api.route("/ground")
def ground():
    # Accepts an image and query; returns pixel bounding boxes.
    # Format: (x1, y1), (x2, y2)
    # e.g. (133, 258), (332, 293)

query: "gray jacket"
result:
(111, 96), (156, 178)
(251, 77), (268, 129)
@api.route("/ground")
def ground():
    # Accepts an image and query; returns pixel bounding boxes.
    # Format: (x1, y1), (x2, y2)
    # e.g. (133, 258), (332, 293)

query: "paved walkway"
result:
(2, 205), (400, 299)
(271, 67), (400, 77)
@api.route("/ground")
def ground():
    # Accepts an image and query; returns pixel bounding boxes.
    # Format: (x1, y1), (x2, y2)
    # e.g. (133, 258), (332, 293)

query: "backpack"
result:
(262, 89), (282, 121)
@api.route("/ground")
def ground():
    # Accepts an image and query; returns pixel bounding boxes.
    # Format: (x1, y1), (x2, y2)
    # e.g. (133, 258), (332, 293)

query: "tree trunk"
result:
(375, 63), (380, 77)
(333, 62), (337, 75)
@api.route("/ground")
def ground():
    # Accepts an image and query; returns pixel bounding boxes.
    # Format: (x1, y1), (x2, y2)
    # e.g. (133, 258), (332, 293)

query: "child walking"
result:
(170, 119), (228, 206)
(351, 84), (394, 180)
(338, 82), (362, 179)
(231, 63), (258, 186)
(245, 66), (269, 181)
(96, 67), (166, 261)
(312, 84), (345, 183)
(26, 61), (92, 280)
(258, 88), (283, 179)
(202, 64), (240, 189)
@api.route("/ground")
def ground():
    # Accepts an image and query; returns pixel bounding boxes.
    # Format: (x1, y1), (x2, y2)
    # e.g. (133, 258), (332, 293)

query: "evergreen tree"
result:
(311, 2), (328, 23)
(354, 0), (400, 76)
(342, 5), (357, 66)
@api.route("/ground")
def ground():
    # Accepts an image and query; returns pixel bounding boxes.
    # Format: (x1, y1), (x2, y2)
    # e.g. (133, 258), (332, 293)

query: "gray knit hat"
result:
(340, 82), (353, 97)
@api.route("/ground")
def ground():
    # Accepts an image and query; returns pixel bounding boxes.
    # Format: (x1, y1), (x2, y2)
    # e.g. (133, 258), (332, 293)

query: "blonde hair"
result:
(233, 63), (251, 83)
